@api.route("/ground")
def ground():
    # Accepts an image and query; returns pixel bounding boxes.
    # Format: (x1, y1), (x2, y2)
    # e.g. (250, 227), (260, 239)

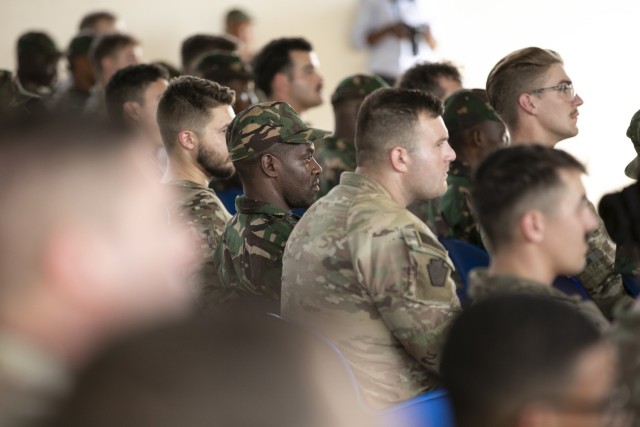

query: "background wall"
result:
(1, 0), (637, 203)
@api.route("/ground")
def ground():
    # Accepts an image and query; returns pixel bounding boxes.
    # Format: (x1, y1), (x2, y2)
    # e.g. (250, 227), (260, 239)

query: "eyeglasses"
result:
(530, 82), (576, 100)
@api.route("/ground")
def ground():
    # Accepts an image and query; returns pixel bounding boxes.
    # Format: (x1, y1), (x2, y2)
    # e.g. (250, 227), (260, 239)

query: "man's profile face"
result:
(531, 63), (584, 145)
(406, 114), (456, 201)
(286, 50), (324, 111)
(541, 169), (598, 276)
(278, 142), (323, 209)
(196, 105), (236, 179)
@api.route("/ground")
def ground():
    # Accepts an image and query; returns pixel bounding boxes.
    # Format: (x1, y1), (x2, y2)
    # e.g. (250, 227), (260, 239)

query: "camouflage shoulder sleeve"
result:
(180, 188), (232, 253)
(355, 219), (461, 373)
(575, 202), (633, 319)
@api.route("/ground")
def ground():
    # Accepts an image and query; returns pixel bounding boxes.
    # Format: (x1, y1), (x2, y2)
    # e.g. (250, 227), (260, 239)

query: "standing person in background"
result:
(352, 0), (438, 85)
(224, 8), (254, 63)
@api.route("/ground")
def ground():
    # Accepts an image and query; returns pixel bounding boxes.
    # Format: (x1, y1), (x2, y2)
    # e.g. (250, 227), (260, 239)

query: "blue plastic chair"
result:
(551, 275), (590, 300)
(216, 187), (244, 214)
(438, 237), (490, 305)
(623, 274), (640, 297)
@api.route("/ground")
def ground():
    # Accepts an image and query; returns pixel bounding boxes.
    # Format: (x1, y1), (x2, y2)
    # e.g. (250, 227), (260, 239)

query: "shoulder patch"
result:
(427, 258), (449, 288)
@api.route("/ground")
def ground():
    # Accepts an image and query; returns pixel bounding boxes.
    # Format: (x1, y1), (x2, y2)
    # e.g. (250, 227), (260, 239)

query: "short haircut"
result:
(397, 61), (462, 99)
(355, 87), (443, 167)
(442, 295), (602, 427)
(79, 11), (116, 31)
(89, 33), (138, 75)
(486, 47), (563, 131)
(471, 144), (586, 251)
(157, 76), (235, 152)
(105, 64), (169, 127)
(180, 34), (238, 71)
(252, 38), (313, 97)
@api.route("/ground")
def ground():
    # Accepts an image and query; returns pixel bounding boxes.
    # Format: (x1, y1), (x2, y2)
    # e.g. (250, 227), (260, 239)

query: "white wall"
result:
(1, 0), (637, 203)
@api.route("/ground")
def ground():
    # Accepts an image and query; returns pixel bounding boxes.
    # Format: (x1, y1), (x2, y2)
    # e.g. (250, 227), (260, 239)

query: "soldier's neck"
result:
(490, 249), (556, 286)
(243, 184), (291, 212)
(509, 123), (560, 148)
(354, 167), (411, 208)
(162, 157), (210, 187)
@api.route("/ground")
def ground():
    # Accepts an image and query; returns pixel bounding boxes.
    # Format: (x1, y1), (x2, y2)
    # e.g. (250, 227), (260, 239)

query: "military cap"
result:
(226, 9), (252, 23)
(227, 102), (330, 162)
(67, 32), (96, 59)
(195, 50), (252, 80)
(625, 109), (640, 179)
(442, 89), (503, 136)
(17, 32), (61, 58)
(331, 74), (389, 105)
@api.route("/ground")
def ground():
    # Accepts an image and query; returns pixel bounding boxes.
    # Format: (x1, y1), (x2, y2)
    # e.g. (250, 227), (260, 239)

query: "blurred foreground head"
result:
(0, 117), (195, 368)
(442, 295), (623, 427)
(48, 311), (370, 427)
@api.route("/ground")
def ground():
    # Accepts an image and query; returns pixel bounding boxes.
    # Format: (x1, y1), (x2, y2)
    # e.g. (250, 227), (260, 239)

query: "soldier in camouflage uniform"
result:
(469, 145), (609, 330)
(157, 76), (236, 305)
(439, 89), (509, 249)
(316, 74), (388, 197)
(486, 47), (632, 318)
(214, 102), (324, 310)
(281, 88), (460, 410)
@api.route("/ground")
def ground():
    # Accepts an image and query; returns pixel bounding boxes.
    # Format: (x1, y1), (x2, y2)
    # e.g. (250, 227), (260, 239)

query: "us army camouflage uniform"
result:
(468, 268), (609, 332)
(440, 162), (484, 248)
(281, 172), (461, 410)
(577, 202), (633, 319)
(166, 180), (231, 305)
(316, 135), (354, 197)
(215, 197), (299, 305)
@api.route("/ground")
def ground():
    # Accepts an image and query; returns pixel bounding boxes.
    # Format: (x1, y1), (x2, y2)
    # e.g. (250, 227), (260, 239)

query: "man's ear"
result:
(520, 210), (545, 243)
(470, 127), (484, 148)
(177, 130), (197, 151)
(389, 147), (410, 173)
(122, 101), (142, 121)
(518, 93), (537, 115)
(261, 153), (280, 178)
(272, 72), (289, 98)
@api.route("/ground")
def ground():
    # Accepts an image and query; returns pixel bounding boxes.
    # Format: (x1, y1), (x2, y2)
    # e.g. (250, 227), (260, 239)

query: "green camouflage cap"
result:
(442, 89), (503, 136)
(67, 32), (96, 59)
(17, 32), (61, 58)
(226, 9), (252, 23)
(625, 109), (640, 179)
(331, 74), (389, 105)
(195, 50), (253, 80)
(227, 101), (330, 162)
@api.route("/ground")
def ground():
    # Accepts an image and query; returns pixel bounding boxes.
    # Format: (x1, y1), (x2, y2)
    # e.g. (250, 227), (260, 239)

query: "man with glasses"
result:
(485, 47), (633, 318)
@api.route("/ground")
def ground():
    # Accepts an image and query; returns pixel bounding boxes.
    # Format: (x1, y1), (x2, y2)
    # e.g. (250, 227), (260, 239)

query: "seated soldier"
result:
(214, 102), (324, 310)
(439, 89), (509, 248)
(469, 145), (608, 330)
(316, 74), (388, 197)
(442, 295), (622, 427)
(282, 88), (460, 410)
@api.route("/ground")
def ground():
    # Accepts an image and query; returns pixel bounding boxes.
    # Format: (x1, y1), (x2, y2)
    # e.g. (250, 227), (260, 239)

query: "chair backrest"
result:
(438, 237), (490, 305)
(623, 274), (640, 297)
(551, 275), (590, 300)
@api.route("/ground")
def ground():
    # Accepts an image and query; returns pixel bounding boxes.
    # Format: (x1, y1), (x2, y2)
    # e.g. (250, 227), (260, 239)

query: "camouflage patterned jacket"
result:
(468, 268), (610, 332)
(315, 135), (355, 198)
(611, 303), (640, 426)
(439, 162), (484, 248)
(576, 202), (633, 319)
(215, 196), (299, 306)
(166, 180), (231, 302)
(281, 172), (461, 410)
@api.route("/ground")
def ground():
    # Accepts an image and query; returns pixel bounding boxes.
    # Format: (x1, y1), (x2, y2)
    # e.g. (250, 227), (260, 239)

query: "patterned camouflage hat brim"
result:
(442, 89), (503, 136)
(227, 101), (330, 162)
(624, 109), (640, 179)
(331, 74), (389, 105)
(17, 32), (61, 58)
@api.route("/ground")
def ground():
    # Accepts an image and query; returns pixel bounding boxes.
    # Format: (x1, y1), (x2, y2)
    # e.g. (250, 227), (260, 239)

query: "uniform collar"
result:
(235, 196), (296, 217)
(339, 172), (395, 199)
